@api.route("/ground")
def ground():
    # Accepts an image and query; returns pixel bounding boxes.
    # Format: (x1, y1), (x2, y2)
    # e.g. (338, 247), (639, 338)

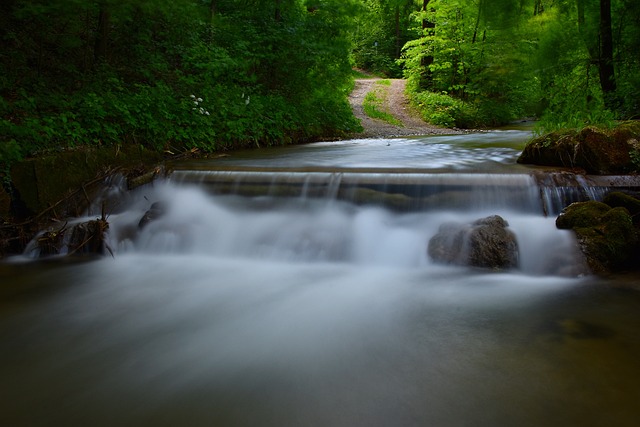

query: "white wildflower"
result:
(245, 96), (250, 106)
(205, 111), (210, 116)
(190, 94), (195, 99)
(197, 98), (203, 102)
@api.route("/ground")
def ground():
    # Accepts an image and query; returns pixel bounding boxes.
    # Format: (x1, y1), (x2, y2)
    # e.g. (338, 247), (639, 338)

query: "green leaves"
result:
(0, 0), (361, 166)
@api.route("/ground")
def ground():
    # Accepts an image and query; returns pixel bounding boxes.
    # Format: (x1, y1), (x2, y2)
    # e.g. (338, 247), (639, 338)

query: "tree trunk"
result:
(94, 2), (109, 64)
(576, 0), (599, 63)
(472, 0), (483, 44)
(534, 0), (544, 16)
(275, 0), (282, 22)
(420, 0), (435, 89)
(599, 0), (617, 105)
(210, 0), (217, 23)
(395, 6), (401, 58)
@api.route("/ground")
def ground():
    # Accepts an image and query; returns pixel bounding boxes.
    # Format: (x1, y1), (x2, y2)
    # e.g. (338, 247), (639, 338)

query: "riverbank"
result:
(0, 145), (167, 256)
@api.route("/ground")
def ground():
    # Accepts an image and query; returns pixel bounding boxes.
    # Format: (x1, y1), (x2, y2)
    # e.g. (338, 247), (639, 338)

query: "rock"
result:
(67, 219), (110, 255)
(518, 123), (640, 174)
(35, 218), (110, 257)
(603, 191), (640, 225)
(556, 201), (638, 274)
(428, 215), (519, 269)
(138, 201), (167, 228)
(555, 201), (612, 229)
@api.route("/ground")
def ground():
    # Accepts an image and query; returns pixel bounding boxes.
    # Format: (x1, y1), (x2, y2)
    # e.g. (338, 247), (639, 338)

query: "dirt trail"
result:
(348, 78), (457, 138)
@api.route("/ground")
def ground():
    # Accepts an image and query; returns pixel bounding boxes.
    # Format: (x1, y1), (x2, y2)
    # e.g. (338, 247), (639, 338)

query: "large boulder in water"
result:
(428, 215), (519, 270)
(517, 123), (640, 174)
(556, 200), (638, 274)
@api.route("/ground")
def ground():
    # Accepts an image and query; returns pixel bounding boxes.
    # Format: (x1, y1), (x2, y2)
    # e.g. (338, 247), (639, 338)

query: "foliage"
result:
(398, 0), (543, 128)
(0, 0), (362, 169)
(408, 90), (463, 128)
(2, 0), (640, 171)
(350, 0), (420, 77)
(391, 0), (640, 129)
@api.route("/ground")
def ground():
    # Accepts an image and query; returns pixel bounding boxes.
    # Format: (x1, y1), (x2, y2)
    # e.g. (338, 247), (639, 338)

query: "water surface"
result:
(2, 128), (639, 427)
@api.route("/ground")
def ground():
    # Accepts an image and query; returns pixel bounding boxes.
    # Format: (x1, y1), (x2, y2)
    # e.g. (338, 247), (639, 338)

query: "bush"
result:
(409, 91), (464, 128)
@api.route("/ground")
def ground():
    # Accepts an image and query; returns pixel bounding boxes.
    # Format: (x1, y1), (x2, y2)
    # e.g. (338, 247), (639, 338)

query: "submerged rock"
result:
(138, 201), (167, 229)
(556, 200), (638, 274)
(67, 219), (110, 255)
(428, 215), (519, 270)
(35, 218), (110, 257)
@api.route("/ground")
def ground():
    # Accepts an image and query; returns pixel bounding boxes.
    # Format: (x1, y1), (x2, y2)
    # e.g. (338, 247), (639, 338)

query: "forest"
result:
(1, 0), (639, 171)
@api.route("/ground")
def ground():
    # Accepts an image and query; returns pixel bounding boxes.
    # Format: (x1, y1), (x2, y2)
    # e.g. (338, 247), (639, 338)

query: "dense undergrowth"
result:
(0, 0), (362, 177)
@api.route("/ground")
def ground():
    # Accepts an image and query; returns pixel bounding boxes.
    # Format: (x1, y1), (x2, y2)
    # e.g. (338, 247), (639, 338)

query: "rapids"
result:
(2, 128), (639, 426)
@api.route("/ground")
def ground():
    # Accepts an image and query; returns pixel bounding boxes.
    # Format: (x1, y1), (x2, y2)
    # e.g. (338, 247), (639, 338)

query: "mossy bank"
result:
(1, 146), (163, 256)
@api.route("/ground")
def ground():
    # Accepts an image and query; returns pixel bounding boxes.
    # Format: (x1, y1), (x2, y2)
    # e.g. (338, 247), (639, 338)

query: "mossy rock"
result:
(556, 201), (612, 229)
(428, 215), (519, 270)
(603, 191), (640, 224)
(518, 122), (640, 174)
(556, 201), (638, 274)
(517, 130), (580, 169)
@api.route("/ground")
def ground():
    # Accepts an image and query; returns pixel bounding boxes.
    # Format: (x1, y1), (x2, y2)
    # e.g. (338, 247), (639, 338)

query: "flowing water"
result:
(2, 129), (640, 426)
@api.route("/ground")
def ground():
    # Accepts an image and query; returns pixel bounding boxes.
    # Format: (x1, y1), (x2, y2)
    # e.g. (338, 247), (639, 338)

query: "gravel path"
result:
(348, 78), (459, 138)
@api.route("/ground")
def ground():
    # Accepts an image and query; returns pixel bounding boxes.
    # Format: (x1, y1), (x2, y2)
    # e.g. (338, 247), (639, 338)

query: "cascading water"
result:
(2, 129), (640, 427)
(100, 174), (576, 275)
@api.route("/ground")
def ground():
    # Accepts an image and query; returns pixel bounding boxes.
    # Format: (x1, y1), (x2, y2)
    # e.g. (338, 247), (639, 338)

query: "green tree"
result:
(533, 0), (639, 129)
(0, 0), (362, 169)
(400, 0), (541, 127)
(351, 0), (420, 76)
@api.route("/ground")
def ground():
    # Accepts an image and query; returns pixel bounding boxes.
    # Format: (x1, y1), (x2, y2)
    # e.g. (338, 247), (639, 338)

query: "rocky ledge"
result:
(517, 122), (640, 275)
(517, 121), (640, 174)
(556, 192), (640, 275)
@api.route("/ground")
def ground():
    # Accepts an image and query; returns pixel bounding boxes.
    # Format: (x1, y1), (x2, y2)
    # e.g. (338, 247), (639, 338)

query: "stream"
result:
(1, 127), (639, 426)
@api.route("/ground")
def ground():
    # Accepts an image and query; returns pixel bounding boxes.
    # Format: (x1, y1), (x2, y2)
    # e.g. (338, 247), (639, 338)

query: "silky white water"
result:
(103, 181), (575, 274)
(2, 130), (639, 427)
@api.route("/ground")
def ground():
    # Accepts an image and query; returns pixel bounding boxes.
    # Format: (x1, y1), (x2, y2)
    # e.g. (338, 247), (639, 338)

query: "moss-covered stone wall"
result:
(4, 146), (162, 219)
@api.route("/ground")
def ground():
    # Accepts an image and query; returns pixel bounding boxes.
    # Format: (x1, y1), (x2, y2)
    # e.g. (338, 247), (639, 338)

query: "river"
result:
(1, 128), (639, 426)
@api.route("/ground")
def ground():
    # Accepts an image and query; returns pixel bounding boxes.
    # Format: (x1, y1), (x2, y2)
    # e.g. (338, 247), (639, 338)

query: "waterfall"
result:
(20, 131), (640, 274)
(87, 170), (590, 275)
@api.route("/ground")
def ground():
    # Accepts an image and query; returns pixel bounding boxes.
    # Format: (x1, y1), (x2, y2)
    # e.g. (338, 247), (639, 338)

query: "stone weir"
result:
(168, 166), (640, 215)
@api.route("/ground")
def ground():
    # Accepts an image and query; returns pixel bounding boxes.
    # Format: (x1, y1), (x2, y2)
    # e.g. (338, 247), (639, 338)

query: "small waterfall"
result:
(77, 170), (590, 275)
(169, 169), (544, 213)
(22, 164), (639, 276)
(533, 172), (638, 215)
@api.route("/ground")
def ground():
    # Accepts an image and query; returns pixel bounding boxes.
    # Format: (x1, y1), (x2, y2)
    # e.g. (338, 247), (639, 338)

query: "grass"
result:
(363, 89), (403, 126)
